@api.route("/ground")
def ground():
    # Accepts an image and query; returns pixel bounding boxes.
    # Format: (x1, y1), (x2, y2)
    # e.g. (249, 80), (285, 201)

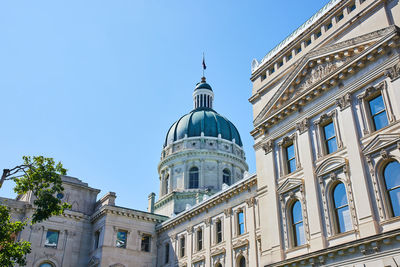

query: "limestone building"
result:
(3, 0), (400, 266)
(250, 0), (400, 266)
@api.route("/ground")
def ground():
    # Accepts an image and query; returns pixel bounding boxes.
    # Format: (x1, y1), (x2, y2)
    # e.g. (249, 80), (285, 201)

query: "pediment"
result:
(315, 156), (347, 176)
(363, 134), (400, 155)
(253, 26), (397, 129)
(277, 178), (303, 194)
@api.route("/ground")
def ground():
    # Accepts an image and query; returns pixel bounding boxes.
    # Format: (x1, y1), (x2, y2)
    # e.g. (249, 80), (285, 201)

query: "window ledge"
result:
(315, 147), (346, 164)
(327, 229), (357, 240)
(285, 243), (309, 253)
(361, 121), (399, 141)
(380, 215), (400, 225)
(279, 167), (304, 180)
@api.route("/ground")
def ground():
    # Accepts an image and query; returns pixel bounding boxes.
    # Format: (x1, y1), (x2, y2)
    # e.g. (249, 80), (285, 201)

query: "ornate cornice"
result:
(385, 60), (400, 81)
(252, 26), (399, 134)
(156, 174), (257, 234)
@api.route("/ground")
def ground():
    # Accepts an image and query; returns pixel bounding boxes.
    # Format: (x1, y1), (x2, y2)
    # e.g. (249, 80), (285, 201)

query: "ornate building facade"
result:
(3, 0), (400, 266)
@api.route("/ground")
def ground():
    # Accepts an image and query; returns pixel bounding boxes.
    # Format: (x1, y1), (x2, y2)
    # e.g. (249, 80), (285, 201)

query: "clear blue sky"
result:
(0, 0), (330, 211)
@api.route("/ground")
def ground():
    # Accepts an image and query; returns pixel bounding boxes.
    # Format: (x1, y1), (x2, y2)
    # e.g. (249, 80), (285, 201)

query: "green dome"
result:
(195, 81), (212, 91)
(164, 107), (242, 147)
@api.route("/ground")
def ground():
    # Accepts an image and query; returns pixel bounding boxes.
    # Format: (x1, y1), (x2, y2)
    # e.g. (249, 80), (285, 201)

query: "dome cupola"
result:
(193, 77), (214, 109)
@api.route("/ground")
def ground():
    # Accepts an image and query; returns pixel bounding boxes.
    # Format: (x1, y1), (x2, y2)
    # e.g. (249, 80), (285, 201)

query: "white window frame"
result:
(357, 81), (395, 135)
(314, 109), (343, 158)
(277, 133), (301, 177)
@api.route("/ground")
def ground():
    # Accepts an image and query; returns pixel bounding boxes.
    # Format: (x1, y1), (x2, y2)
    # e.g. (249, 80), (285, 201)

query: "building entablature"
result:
(251, 26), (400, 141)
(158, 148), (248, 174)
(161, 135), (245, 161)
(156, 174), (257, 234)
(90, 204), (168, 224)
(266, 228), (400, 267)
(251, 0), (385, 83)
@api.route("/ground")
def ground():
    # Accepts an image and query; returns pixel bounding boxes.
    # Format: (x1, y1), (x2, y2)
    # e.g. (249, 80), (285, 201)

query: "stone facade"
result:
(4, 0), (400, 266)
(250, 0), (400, 266)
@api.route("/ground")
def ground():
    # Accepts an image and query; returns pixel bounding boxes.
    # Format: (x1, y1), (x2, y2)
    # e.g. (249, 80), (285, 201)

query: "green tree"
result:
(0, 156), (70, 266)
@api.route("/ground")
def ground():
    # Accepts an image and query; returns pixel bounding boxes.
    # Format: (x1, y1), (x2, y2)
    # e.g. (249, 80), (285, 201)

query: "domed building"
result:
(154, 76), (248, 216)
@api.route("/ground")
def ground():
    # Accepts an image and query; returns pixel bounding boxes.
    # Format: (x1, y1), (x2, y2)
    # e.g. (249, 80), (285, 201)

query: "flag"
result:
(202, 56), (207, 70)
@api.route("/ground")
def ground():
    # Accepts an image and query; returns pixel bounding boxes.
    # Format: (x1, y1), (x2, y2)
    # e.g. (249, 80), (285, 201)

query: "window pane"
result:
(333, 183), (348, 208)
(292, 201), (302, 224)
(239, 257), (246, 267)
(384, 162), (400, 190)
(294, 222), (305, 246)
(389, 188), (400, 217)
(116, 231), (127, 248)
(369, 95), (385, 115)
(141, 235), (150, 252)
(286, 145), (295, 159)
(337, 206), (352, 232)
(288, 159), (296, 173)
(326, 138), (338, 154)
(373, 111), (388, 130)
(323, 122), (335, 140)
(45, 231), (59, 248)
(189, 167), (199, 189)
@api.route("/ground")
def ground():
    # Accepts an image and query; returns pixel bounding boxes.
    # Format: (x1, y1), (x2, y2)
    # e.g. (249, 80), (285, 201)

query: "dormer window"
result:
(349, 4), (356, 12)
(287, 54), (292, 61)
(326, 22), (333, 30)
(337, 13), (344, 21)
(278, 61), (283, 68)
(296, 46), (302, 54)
(305, 39), (311, 46)
(315, 31), (322, 39)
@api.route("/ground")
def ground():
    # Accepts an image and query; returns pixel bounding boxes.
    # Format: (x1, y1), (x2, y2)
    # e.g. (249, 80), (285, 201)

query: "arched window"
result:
(383, 161), (400, 217)
(39, 263), (55, 267)
(189, 167), (199, 189)
(223, 169), (231, 185)
(238, 256), (246, 267)
(291, 200), (305, 247)
(332, 182), (352, 233)
(215, 263), (222, 267)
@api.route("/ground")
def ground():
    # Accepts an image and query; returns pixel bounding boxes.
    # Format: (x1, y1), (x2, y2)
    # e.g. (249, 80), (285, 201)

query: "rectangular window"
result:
(141, 234), (151, 252)
(261, 73), (266, 81)
(94, 230), (100, 249)
(216, 220), (222, 243)
(323, 122), (338, 154)
(368, 95), (388, 131)
(269, 67), (275, 74)
(306, 39), (311, 46)
(238, 211), (245, 235)
(180, 237), (185, 257)
(287, 53), (292, 61)
(349, 4), (356, 12)
(337, 13), (344, 21)
(197, 230), (203, 251)
(116, 230), (127, 248)
(327, 22), (333, 30)
(286, 144), (296, 173)
(45, 230), (59, 248)
(165, 243), (169, 263)
(278, 61), (283, 68)
(296, 46), (302, 54)
(315, 31), (322, 38)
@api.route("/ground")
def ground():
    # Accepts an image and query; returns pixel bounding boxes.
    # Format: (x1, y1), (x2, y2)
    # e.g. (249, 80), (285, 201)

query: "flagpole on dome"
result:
(202, 52), (207, 78)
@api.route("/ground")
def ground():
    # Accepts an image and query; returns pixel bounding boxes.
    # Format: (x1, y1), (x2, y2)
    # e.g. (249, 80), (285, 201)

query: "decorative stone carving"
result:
(224, 208), (232, 218)
(336, 92), (352, 110)
(380, 149), (389, 160)
(186, 226), (193, 234)
(296, 118), (309, 134)
(262, 140), (273, 154)
(204, 217), (211, 227)
(385, 61), (400, 81)
(246, 197), (256, 208)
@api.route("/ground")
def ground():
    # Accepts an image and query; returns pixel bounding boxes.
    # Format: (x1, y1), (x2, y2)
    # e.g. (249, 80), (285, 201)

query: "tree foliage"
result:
(0, 156), (70, 266)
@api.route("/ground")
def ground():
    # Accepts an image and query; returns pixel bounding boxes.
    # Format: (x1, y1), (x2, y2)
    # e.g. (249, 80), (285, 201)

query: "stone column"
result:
(246, 198), (258, 266)
(337, 98), (377, 236)
(200, 160), (205, 188)
(186, 226), (193, 267)
(255, 142), (281, 264)
(224, 208), (233, 266)
(204, 218), (212, 266)
(296, 119), (325, 250)
(170, 235), (177, 266)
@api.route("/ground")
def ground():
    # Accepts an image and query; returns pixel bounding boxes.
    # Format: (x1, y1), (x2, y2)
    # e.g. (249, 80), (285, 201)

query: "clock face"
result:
(56, 193), (64, 199)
